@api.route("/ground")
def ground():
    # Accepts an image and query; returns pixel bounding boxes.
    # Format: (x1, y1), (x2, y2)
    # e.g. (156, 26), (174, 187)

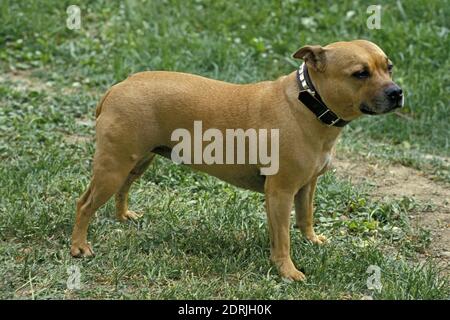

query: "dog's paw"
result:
(305, 233), (328, 245)
(275, 259), (306, 282)
(70, 242), (94, 258)
(118, 210), (142, 222)
(281, 269), (306, 282)
(280, 265), (306, 282)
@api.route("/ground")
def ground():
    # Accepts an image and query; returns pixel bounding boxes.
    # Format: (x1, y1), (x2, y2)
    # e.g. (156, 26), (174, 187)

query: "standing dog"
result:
(71, 40), (403, 281)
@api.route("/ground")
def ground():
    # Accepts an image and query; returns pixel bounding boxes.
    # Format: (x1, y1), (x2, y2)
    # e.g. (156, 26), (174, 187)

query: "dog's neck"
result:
(283, 71), (343, 150)
(296, 63), (350, 128)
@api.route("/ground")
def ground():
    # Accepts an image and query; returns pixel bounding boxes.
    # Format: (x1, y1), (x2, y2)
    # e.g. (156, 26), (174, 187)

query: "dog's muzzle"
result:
(385, 84), (404, 109)
(360, 83), (404, 115)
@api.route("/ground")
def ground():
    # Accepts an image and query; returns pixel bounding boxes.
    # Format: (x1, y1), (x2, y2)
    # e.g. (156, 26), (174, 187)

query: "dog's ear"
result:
(292, 45), (326, 72)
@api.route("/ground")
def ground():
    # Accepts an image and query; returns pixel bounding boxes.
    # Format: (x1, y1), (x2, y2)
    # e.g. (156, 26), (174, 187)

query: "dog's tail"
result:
(95, 88), (112, 119)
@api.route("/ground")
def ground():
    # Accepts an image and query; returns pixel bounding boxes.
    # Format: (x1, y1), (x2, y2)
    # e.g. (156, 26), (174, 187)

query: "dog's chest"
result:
(316, 152), (333, 176)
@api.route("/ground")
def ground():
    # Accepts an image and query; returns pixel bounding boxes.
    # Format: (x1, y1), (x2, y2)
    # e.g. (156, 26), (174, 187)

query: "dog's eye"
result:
(352, 70), (370, 79)
(388, 64), (394, 73)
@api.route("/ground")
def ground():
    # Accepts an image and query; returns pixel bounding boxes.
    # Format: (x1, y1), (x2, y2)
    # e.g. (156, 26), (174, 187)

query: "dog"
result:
(70, 40), (403, 281)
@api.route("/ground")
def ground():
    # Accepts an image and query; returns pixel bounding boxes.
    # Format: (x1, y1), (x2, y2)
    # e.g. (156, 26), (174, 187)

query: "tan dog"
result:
(71, 40), (403, 281)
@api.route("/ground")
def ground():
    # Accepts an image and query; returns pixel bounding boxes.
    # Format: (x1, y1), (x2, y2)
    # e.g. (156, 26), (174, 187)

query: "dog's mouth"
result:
(359, 103), (378, 115)
(360, 102), (399, 115)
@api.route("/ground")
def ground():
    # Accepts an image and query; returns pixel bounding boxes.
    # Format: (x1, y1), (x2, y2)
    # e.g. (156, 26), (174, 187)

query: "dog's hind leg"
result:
(115, 154), (155, 222)
(70, 149), (137, 257)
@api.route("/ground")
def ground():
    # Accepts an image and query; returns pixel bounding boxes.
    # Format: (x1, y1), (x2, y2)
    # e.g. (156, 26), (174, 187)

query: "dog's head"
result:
(293, 40), (403, 120)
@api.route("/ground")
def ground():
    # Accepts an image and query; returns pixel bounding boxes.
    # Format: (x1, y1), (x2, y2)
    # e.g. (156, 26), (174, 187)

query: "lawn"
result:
(0, 0), (449, 299)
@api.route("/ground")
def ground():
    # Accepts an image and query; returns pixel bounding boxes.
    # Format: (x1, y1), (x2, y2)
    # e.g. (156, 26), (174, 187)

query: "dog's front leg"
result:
(294, 177), (327, 245)
(265, 176), (305, 281)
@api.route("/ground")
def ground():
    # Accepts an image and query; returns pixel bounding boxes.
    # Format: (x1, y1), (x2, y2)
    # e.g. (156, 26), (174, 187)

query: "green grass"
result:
(0, 0), (449, 299)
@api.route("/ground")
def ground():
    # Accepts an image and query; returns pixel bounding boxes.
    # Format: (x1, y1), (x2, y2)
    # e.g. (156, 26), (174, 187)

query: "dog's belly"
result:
(152, 146), (265, 193)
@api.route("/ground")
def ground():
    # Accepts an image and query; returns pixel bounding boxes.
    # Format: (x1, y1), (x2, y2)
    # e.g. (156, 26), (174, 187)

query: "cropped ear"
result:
(292, 45), (326, 72)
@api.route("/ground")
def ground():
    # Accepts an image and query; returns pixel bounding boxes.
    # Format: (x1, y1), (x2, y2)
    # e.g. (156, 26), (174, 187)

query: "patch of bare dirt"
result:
(1, 70), (98, 145)
(334, 155), (450, 271)
(0, 69), (88, 95)
(61, 118), (95, 145)
(63, 134), (92, 145)
(0, 70), (49, 92)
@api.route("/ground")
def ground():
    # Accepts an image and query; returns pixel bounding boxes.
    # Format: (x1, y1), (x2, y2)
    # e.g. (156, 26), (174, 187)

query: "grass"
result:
(0, 0), (449, 299)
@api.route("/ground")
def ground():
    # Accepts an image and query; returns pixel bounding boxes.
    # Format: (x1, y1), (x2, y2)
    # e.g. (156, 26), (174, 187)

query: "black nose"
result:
(385, 85), (403, 102)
